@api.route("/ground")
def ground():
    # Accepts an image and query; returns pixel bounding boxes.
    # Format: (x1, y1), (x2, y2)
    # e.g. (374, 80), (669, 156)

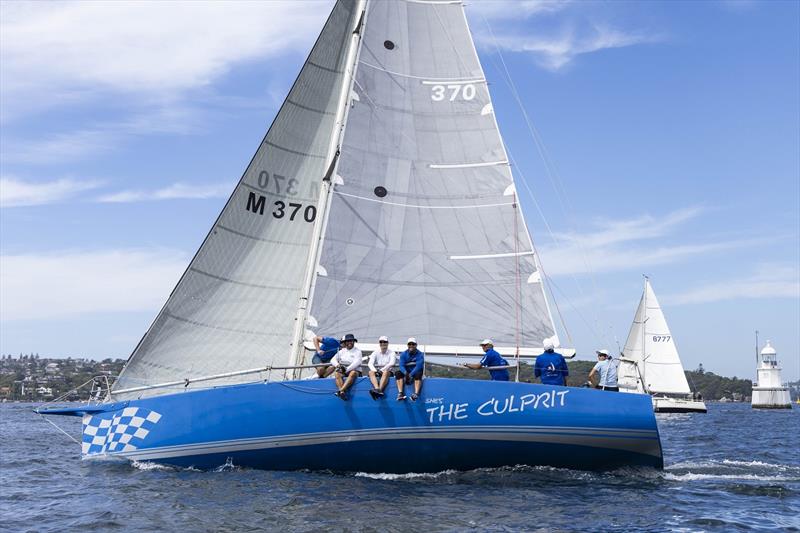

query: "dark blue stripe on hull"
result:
(152, 438), (663, 473)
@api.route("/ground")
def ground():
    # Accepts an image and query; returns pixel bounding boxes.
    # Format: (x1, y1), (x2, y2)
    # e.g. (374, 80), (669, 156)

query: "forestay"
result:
(112, 0), (362, 399)
(306, 0), (556, 357)
(619, 279), (691, 395)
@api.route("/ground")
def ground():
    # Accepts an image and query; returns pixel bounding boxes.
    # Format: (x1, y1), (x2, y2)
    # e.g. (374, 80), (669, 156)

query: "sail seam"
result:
(429, 160), (508, 169)
(306, 60), (344, 74)
(287, 98), (335, 116)
(216, 224), (309, 247)
(189, 267), (299, 291)
(263, 140), (326, 159)
(333, 190), (513, 209)
(163, 312), (282, 337)
(449, 251), (534, 260)
(359, 60), (485, 82)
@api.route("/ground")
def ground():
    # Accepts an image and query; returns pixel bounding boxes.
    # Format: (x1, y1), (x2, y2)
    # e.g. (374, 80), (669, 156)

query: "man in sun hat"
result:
(588, 349), (619, 391)
(330, 333), (362, 401)
(534, 337), (569, 386)
(395, 337), (424, 401)
(463, 339), (509, 381)
(368, 335), (396, 400)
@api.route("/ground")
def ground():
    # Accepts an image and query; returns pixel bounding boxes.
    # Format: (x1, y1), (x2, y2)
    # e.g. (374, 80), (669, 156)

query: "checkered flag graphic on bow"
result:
(82, 407), (162, 455)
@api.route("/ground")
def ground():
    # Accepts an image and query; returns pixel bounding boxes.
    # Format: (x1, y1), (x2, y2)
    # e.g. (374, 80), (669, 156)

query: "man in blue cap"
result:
(463, 339), (509, 381)
(395, 337), (424, 401)
(312, 334), (340, 378)
(534, 337), (569, 386)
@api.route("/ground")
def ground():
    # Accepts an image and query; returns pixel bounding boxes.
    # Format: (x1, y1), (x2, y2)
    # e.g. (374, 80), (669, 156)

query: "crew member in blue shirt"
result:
(534, 338), (569, 386)
(395, 337), (424, 401)
(464, 339), (509, 381)
(312, 335), (340, 378)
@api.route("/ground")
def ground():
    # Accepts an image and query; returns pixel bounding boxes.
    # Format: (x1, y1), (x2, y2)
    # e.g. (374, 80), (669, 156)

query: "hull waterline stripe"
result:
(94, 425), (661, 462)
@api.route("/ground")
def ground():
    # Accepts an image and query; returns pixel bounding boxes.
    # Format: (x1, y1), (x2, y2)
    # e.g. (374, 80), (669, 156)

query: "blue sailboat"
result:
(39, 0), (662, 472)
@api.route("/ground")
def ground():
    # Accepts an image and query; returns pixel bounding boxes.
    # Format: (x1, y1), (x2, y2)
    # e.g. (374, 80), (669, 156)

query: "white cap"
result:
(480, 339), (493, 346)
(543, 337), (555, 350)
(407, 337), (417, 344)
(378, 335), (389, 342)
(596, 349), (609, 356)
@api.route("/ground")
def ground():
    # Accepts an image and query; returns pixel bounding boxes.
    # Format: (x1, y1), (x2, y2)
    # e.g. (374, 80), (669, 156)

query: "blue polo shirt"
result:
(317, 336), (340, 362)
(534, 351), (569, 386)
(398, 349), (425, 377)
(480, 348), (509, 381)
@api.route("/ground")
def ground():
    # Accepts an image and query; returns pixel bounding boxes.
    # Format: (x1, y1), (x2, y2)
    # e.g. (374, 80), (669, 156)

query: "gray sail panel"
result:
(308, 0), (555, 349)
(112, 0), (360, 398)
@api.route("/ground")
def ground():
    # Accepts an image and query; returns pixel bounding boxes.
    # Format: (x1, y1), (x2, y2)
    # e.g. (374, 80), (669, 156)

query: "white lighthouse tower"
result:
(751, 341), (792, 409)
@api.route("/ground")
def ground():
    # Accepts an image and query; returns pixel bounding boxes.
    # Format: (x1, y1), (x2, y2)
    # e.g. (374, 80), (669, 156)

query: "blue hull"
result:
(40, 378), (663, 472)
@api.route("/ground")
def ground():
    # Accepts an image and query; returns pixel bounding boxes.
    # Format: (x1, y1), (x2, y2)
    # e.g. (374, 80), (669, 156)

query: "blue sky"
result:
(1, 0), (798, 381)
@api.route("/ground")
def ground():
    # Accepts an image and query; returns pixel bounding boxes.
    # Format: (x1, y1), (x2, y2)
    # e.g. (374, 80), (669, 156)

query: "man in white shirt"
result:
(368, 336), (396, 400)
(330, 333), (363, 401)
(588, 349), (619, 392)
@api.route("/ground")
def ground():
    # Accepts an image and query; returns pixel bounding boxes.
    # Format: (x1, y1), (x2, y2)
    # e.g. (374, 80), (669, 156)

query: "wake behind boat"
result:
(38, 0), (663, 471)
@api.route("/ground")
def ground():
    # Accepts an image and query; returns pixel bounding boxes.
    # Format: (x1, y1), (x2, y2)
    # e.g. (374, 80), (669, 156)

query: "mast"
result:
(287, 0), (368, 378)
(641, 276), (648, 393)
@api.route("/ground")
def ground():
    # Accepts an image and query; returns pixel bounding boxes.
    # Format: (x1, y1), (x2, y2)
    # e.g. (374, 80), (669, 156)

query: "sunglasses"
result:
(379, 341), (388, 344)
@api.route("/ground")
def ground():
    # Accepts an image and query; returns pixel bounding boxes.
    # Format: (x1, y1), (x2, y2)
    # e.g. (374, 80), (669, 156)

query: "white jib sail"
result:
(619, 279), (692, 396)
(112, 0), (364, 399)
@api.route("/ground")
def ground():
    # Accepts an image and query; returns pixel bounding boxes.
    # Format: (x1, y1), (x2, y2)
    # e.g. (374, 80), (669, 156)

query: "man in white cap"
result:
(395, 337), (424, 401)
(368, 336), (396, 400)
(589, 349), (619, 391)
(534, 337), (569, 386)
(463, 339), (510, 381)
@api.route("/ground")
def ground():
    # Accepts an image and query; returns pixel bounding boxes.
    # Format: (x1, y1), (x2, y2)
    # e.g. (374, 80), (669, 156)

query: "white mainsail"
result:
(619, 279), (692, 396)
(306, 0), (556, 358)
(112, 0), (559, 398)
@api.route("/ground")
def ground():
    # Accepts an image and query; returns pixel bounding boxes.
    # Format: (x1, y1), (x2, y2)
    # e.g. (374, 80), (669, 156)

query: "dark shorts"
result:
(335, 366), (361, 376)
(394, 368), (423, 381)
(312, 353), (333, 365)
(600, 386), (619, 392)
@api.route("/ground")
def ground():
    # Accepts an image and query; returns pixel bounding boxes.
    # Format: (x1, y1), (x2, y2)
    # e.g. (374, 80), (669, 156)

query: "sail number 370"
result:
(430, 84), (476, 102)
(246, 192), (316, 223)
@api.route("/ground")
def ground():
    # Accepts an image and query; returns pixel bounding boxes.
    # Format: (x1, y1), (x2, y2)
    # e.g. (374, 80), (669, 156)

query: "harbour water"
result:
(1, 402), (797, 532)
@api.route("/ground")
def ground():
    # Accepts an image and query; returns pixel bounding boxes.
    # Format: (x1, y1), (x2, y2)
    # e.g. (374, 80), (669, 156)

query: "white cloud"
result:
(97, 182), (231, 203)
(0, 176), (101, 207)
(0, 249), (187, 320)
(538, 207), (762, 277)
(483, 24), (659, 71)
(469, 0), (661, 71)
(665, 264), (800, 305)
(0, 0), (331, 119)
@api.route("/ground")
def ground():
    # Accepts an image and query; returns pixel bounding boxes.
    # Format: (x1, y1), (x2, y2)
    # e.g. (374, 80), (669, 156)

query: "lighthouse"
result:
(751, 341), (792, 409)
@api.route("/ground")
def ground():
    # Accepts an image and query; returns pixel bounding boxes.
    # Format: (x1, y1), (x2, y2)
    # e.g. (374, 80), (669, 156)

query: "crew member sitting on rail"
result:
(463, 339), (509, 381)
(534, 337), (569, 386)
(312, 335), (340, 378)
(588, 349), (619, 391)
(368, 336), (396, 400)
(395, 337), (424, 402)
(331, 334), (362, 401)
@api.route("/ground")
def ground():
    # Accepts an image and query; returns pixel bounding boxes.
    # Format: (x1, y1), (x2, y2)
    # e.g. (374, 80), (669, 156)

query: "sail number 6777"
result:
(652, 335), (671, 342)
(431, 84), (476, 102)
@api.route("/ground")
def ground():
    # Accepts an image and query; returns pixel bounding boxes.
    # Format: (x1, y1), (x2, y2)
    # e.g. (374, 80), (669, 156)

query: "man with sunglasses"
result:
(330, 333), (362, 401)
(312, 334), (340, 378)
(395, 337), (424, 401)
(368, 336), (396, 400)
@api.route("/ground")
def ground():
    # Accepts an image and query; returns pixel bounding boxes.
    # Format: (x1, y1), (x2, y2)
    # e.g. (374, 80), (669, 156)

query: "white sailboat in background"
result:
(618, 278), (707, 413)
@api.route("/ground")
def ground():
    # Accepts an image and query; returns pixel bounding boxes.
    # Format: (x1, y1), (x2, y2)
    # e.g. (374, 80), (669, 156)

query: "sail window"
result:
(383, 40), (395, 50)
(374, 186), (387, 197)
